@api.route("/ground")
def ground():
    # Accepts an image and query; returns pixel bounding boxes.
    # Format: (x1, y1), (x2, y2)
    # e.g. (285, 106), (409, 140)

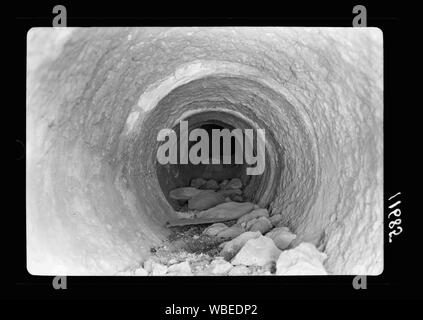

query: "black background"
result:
(6, 0), (419, 306)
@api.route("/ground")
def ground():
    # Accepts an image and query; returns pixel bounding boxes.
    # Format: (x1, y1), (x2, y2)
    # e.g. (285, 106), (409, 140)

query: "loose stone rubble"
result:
(151, 262), (168, 276)
(228, 265), (250, 276)
(223, 178), (243, 190)
(171, 177), (247, 213)
(231, 236), (281, 267)
(268, 214), (283, 226)
(116, 177), (329, 276)
(276, 243), (328, 275)
(191, 178), (207, 189)
(237, 208), (269, 225)
(167, 261), (192, 276)
(248, 216), (273, 234)
(203, 223), (228, 236)
(188, 190), (225, 211)
(220, 231), (262, 261)
(169, 187), (202, 201)
(197, 202), (256, 220)
(215, 225), (244, 240)
(208, 258), (233, 275)
(266, 227), (297, 250)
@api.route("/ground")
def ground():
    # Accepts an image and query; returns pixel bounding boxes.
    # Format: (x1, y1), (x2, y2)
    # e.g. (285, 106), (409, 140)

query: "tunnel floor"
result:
(116, 176), (328, 276)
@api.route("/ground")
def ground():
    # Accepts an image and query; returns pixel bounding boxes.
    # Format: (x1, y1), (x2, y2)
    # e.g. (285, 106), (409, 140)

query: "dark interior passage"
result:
(156, 115), (258, 210)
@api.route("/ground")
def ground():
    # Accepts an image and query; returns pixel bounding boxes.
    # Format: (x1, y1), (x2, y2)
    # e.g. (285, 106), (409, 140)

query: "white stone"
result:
(174, 211), (196, 219)
(266, 226), (296, 250)
(220, 231), (262, 260)
(245, 218), (258, 230)
(269, 214), (283, 226)
(219, 241), (229, 249)
(203, 223), (228, 236)
(151, 262), (168, 276)
(216, 225), (244, 239)
(134, 267), (148, 276)
(143, 258), (154, 273)
(188, 190), (225, 210)
(223, 178), (243, 190)
(237, 208), (269, 224)
(231, 236), (281, 267)
(196, 202), (255, 220)
(228, 265), (250, 276)
(167, 261), (192, 276)
(209, 258), (233, 275)
(276, 243), (328, 275)
(248, 216), (272, 234)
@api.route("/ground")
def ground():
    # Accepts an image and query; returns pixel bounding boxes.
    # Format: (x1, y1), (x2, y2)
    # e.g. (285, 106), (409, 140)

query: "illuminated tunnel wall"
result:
(26, 27), (383, 275)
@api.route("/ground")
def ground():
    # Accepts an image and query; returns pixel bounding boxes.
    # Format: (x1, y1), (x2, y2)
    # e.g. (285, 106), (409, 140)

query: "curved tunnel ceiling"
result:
(26, 27), (383, 275)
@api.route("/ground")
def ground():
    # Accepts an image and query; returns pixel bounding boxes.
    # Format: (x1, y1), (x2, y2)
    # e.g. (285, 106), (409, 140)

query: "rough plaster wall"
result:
(27, 27), (383, 275)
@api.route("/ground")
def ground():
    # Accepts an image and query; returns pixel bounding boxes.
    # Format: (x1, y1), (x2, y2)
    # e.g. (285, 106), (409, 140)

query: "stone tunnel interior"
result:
(26, 27), (383, 276)
(156, 110), (273, 211)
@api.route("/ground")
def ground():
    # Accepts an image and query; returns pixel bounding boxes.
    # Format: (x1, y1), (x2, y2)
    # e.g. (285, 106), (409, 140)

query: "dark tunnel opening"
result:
(156, 118), (252, 211)
(154, 109), (277, 213)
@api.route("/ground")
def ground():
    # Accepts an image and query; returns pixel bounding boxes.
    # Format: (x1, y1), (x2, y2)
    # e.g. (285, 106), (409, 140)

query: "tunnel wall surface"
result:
(27, 27), (383, 275)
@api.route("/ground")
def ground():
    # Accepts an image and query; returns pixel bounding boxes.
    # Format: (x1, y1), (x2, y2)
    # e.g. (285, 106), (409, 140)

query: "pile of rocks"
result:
(118, 187), (329, 276)
(169, 177), (246, 212)
(119, 233), (327, 276)
(114, 177), (328, 276)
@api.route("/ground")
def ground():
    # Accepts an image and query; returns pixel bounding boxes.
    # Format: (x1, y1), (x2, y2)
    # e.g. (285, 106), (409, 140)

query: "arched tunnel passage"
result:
(156, 109), (279, 211)
(26, 27), (383, 276)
